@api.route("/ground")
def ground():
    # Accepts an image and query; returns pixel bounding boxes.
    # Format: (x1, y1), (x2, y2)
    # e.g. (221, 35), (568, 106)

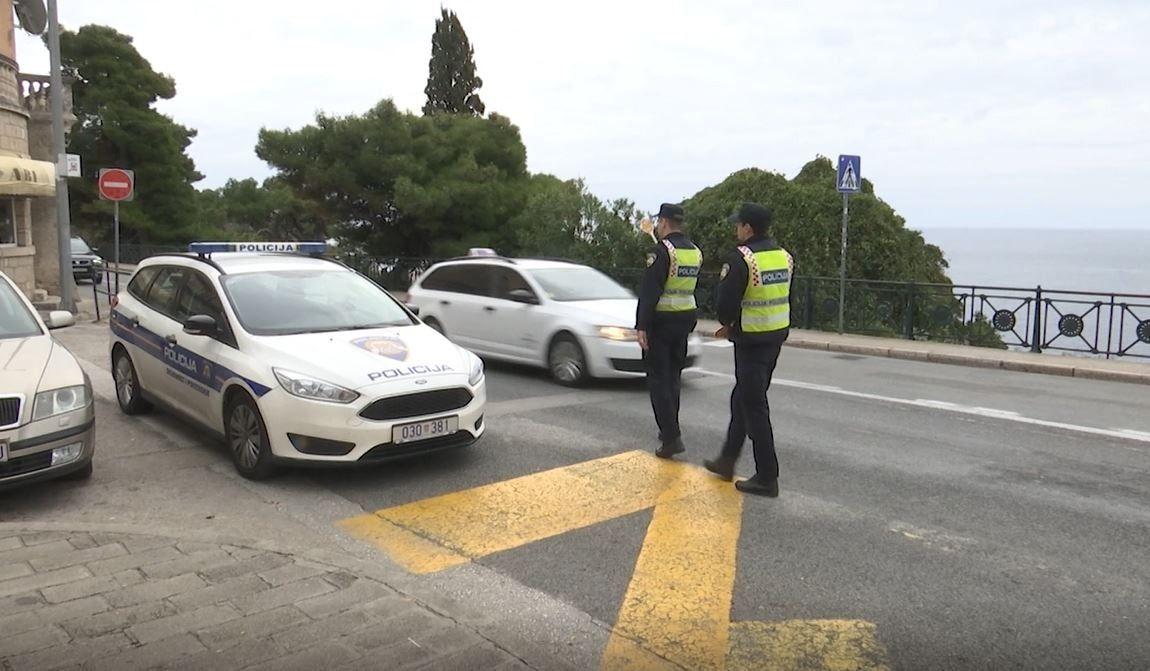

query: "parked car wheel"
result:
(112, 349), (151, 415)
(225, 392), (277, 480)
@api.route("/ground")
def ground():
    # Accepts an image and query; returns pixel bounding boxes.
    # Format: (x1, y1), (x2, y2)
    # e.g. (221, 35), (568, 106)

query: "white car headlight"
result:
(273, 369), (359, 404)
(597, 326), (639, 342)
(32, 385), (91, 421)
(467, 352), (485, 386)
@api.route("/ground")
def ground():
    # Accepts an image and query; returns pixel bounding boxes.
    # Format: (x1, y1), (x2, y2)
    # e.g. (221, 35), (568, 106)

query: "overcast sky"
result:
(15, 0), (1150, 230)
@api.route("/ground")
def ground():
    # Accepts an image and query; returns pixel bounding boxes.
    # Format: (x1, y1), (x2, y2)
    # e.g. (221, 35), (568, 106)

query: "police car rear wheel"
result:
(113, 351), (150, 415)
(226, 395), (276, 480)
(549, 335), (587, 386)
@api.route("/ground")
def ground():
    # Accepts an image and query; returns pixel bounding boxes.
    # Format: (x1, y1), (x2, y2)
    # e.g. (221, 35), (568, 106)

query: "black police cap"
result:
(655, 203), (685, 221)
(728, 202), (772, 231)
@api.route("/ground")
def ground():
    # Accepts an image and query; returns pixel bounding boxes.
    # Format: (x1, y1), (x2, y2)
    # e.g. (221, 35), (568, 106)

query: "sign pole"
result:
(839, 193), (849, 334)
(47, 0), (74, 313)
(835, 154), (861, 335)
(113, 200), (121, 295)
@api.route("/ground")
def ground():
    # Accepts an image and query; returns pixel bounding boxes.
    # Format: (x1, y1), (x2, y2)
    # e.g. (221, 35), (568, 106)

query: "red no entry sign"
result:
(98, 168), (135, 201)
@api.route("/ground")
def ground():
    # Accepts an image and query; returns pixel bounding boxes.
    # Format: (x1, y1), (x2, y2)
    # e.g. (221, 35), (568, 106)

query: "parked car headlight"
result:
(273, 369), (359, 404)
(467, 352), (484, 386)
(32, 385), (91, 421)
(597, 326), (639, 342)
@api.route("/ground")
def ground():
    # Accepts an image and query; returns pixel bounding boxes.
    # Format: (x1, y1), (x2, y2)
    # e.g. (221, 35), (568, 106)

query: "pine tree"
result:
(423, 9), (486, 116)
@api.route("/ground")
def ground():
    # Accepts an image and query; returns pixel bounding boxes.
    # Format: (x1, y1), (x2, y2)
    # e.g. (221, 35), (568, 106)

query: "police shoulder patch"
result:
(720, 263), (730, 279)
(646, 253), (657, 267)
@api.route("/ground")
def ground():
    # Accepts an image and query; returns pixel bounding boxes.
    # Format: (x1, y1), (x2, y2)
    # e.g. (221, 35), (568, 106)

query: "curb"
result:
(780, 338), (1150, 386)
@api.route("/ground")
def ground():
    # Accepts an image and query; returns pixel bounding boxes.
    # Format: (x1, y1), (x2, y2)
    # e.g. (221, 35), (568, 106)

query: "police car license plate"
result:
(394, 417), (458, 444)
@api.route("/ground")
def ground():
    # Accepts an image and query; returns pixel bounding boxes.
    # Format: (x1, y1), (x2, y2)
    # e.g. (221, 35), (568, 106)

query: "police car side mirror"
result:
(508, 289), (539, 305)
(183, 314), (218, 337)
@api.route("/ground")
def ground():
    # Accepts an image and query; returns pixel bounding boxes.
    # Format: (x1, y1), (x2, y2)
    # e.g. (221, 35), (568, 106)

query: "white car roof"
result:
(140, 253), (349, 276)
(432, 258), (585, 271)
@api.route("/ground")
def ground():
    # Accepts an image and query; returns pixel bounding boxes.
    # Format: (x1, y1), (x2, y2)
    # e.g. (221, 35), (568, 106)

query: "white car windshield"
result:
(222, 270), (415, 336)
(0, 280), (42, 339)
(528, 267), (634, 302)
(70, 239), (93, 255)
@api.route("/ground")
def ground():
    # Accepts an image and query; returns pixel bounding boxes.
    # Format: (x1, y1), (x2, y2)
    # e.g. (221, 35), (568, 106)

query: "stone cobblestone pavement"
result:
(0, 530), (532, 671)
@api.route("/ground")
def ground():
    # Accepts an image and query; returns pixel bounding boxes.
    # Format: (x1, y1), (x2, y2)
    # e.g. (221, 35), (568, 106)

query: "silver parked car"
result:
(0, 272), (94, 487)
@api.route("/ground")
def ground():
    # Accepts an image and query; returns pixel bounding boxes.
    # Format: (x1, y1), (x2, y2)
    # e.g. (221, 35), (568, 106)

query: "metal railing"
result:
(87, 267), (134, 322)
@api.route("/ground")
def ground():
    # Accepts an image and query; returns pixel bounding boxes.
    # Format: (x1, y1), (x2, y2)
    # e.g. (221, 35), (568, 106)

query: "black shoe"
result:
(655, 438), (685, 459)
(735, 477), (779, 498)
(704, 458), (735, 481)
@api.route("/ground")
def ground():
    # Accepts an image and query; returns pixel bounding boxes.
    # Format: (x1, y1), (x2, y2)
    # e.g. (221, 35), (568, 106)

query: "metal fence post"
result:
(1031, 286), (1043, 353)
(803, 278), (814, 329)
(902, 283), (916, 340)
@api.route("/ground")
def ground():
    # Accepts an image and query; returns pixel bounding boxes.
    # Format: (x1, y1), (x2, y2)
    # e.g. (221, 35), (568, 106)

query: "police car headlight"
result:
(273, 369), (359, 404)
(467, 353), (484, 386)
(597, 326), (638, 342)
(32, 385), (91, 421)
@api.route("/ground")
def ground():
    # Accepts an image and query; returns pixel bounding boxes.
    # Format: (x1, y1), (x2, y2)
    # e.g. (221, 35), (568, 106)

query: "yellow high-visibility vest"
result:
(656, 241), (702, 313)
(737, 246), (792, 332)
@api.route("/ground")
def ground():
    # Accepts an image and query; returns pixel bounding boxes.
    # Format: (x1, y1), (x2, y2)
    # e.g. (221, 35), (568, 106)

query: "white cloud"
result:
(15, 0), (1150, 229)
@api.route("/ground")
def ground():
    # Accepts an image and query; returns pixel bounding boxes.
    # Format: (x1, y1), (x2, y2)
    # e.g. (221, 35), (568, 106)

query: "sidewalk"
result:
(0, 529), (525, 671)
(694, 319), (1150, 386)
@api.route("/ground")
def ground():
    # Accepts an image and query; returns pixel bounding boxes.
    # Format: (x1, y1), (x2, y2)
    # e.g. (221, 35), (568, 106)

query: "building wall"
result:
(0, 10), (37, 296)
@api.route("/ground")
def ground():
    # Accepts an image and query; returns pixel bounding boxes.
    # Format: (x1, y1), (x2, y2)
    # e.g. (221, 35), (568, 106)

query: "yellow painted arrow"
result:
(339, 451), (889, 670)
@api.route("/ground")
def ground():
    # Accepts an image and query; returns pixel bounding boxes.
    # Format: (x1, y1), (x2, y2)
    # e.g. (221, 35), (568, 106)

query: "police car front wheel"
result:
(226, 394), (276, 480)
(113, 350), (151, 415)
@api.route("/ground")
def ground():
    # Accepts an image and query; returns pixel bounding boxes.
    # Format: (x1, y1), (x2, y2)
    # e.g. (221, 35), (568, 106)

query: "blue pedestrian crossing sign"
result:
(837, 155), (862, 194)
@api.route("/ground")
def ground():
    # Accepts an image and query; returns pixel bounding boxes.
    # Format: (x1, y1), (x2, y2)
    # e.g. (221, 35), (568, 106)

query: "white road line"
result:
(684, 367), (1150, 447)
(702, 340), (733, 349)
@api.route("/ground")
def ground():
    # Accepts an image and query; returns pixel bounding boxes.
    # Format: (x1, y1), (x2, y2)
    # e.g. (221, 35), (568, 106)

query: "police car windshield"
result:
(528, 268), (633, 302)
(0, 280), (43, 339)
(221, 270), (415, 336)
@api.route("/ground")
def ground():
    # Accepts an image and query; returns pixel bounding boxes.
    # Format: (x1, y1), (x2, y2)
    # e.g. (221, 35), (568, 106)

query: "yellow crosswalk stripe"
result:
(342, 451), (706, 573)
(727, 620), (891, 671)
(601, 469), (742, 670)
(339, 450), (890, 670)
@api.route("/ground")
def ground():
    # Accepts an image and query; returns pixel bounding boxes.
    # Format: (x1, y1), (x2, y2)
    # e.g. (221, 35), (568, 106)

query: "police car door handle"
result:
(165, 334), (178, 345)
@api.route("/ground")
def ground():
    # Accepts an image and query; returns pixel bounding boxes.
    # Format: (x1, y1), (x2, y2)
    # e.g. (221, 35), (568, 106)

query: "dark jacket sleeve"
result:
(715, 249), (747, 327)
(635, 244), (670, 330)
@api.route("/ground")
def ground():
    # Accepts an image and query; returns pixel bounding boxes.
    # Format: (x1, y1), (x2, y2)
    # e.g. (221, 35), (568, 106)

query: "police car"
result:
(108, 242), (486, 480)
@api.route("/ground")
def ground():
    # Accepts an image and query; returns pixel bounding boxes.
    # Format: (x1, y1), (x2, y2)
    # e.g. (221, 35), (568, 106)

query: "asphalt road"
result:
(315, 345), (1150, 669)
(13, 325), (1150, 670)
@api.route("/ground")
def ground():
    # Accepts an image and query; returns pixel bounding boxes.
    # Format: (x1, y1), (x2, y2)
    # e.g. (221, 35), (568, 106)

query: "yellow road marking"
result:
(602, 469), (742, 670)
(338, 514), (468, 574)
(728, 620), (891, 671)
(340, 450), (891, 670)
(346, 451), (708, 573)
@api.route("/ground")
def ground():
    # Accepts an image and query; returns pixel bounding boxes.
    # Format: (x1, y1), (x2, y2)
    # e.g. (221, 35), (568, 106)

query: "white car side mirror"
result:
(46, 310), (76, 330)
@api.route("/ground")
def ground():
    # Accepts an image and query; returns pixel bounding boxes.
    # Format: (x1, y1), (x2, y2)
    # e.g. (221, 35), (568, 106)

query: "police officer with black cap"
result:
(705, 202), (793, 496)
(637, 203), (703, 459)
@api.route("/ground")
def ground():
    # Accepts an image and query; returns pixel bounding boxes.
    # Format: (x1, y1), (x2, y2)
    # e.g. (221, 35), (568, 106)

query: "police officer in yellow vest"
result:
(705, 203), (793, 497)
(637, 203), (703, 459)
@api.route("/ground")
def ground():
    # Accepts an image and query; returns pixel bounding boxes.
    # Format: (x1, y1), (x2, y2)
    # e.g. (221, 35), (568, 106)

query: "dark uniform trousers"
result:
(720, 341), (783, 479)
(645, 318), (696, 443)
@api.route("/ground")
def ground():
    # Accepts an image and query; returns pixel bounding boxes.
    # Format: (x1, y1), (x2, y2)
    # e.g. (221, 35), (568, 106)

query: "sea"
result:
(921, 228), (1150, 359)
(922, 228), (1150, 297)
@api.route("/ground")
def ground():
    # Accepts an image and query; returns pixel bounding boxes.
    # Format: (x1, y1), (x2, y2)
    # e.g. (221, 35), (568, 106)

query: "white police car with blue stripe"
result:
(108, 242), (486, 480)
